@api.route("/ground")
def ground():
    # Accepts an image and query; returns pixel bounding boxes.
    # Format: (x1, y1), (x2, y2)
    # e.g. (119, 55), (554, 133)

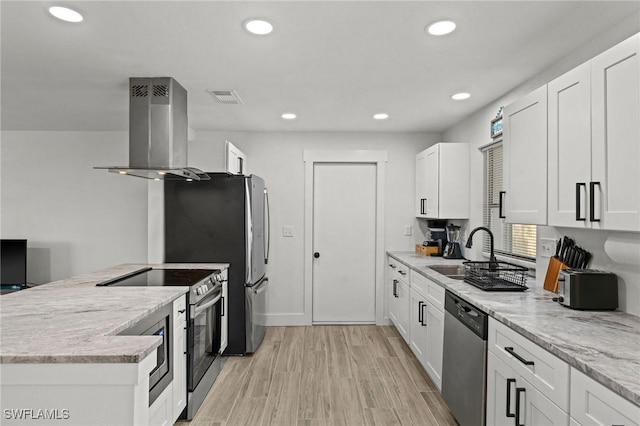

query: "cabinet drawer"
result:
(388, 259), (409, 282)
(410, 270), (444, 310)
(570, 368), (640, 426)
(488, 318), (570, 411)
(173, 295), (187, 325)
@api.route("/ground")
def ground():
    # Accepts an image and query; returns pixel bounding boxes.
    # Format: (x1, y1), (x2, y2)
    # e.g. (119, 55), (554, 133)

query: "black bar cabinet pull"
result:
(515, 387), (525, 426)
(420, 302), (427, 326)
(221, 297), (224, 316)
(506, 378), (516, 417)
(393, 279), (398, 298)
(398, 270), (407, 276)
(576, 182), (586, 221)
(418, 301), (424, 325)
(589, 181), (601, 222)
(499, 191), (506, 219)
(504, 347), (535, 366)
(389, 264), (397, 269)
(420, 198), (427, 215)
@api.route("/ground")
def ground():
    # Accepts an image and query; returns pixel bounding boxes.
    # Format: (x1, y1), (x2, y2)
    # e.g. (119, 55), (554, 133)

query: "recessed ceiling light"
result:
(427, 20), (456, 36)
(48, 6), (84, 23)
(373, 113), (389, 120)
(281, 113), (297, 120)
(244, 19), (273, 35)
(451, 92), (471, 100)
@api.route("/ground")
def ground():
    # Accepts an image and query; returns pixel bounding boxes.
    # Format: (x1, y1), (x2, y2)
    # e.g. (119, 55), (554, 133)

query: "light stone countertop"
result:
(0, 263), (225, 364)
(388, 251), (640, 406)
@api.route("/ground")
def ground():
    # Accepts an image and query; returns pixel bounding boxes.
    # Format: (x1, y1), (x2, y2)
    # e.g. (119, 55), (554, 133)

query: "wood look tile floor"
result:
(179, 325), (457, 426)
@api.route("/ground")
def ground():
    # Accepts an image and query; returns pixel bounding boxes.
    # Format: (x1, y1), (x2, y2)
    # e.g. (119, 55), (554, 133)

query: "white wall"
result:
(0, 131), (148, 283)
(187, 131), (439, 323)
(441, 24), (640, 315)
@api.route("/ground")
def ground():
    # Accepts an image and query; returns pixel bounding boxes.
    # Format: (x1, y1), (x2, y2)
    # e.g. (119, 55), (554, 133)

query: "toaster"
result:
(555, 269), (618, 310)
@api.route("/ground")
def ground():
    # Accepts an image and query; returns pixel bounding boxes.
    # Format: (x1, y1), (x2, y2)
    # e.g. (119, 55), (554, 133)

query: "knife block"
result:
(543, 257), (569, 293)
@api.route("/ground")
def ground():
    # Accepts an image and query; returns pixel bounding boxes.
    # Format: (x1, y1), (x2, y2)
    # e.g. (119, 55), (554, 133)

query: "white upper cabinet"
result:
(225, 141), (247, 175)
(548, 62), (592, 228)
(591, 34), (640, 231)
(548, 33), (640, 231)
(503, 85), (548, 225)
(415, 143), (469, 219)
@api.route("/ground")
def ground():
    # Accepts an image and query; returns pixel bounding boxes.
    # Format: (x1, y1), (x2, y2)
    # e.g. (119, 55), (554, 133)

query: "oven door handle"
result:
(194, 291), (222, 315)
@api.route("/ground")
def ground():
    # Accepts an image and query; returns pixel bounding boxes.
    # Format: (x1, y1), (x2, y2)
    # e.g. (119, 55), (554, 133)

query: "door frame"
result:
(303, 150), (387, 325)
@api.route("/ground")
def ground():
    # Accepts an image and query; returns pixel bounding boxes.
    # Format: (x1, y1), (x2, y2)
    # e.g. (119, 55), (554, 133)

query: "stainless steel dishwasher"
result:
(441, 290), (489, 426)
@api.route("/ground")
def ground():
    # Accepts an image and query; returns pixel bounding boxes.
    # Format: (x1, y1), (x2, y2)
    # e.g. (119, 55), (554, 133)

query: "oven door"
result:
(188, 284), (222, 392)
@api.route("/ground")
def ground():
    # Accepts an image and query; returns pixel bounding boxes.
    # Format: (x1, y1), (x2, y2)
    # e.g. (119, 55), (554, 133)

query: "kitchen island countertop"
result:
(0, 263), (225, 364)
(388, 251), (640, 406)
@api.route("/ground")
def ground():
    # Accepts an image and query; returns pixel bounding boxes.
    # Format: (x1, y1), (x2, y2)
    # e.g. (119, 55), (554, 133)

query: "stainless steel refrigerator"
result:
(164, 173), (269, 355)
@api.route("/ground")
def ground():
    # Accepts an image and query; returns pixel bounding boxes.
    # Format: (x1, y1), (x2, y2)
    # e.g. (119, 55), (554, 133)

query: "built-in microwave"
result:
(120, 303), (173, 405)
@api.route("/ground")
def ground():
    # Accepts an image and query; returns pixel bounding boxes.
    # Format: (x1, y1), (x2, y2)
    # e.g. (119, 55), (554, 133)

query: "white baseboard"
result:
(264, 314), (393, 327)
(264, 313), (308, 326)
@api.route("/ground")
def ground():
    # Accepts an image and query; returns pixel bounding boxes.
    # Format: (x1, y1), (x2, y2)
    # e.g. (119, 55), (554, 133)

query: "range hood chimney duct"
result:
(95, 77), (209, 181)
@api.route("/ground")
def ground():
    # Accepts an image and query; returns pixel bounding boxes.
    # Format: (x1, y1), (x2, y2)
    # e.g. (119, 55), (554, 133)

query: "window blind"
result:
(482, 143), (536, 261)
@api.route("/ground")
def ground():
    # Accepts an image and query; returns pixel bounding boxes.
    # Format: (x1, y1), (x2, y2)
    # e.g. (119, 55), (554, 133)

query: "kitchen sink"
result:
(428, 264), (466, 280)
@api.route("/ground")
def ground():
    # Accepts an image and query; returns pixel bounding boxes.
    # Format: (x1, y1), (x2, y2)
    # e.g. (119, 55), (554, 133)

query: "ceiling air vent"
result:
(208, 89), (243, 105)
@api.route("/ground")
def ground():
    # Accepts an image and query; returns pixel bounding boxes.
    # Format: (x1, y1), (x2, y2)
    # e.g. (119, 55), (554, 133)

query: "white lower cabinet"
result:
(395, 279), (410, 344)
(423, 300), (444, 390)
(570, 368), (640, 426)
(408, 271), (444, 390)
(409, 288), (428, 360)
(487, 317), (569, 426)
(487, 351), (516, 426)
(172, 295), (187, 421)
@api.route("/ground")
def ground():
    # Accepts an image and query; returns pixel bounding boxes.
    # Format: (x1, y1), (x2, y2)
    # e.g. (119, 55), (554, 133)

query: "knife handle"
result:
(576, 183), (586, 221)
(590, 182), (601, 222)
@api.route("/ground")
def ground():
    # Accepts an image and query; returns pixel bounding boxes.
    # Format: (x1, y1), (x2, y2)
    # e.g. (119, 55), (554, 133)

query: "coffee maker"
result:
(424, 220), (448, 256)
(443, 224), (464, 259)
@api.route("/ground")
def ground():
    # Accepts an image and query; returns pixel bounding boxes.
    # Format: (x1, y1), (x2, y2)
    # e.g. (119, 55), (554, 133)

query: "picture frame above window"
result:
(490, 114), (503, 139)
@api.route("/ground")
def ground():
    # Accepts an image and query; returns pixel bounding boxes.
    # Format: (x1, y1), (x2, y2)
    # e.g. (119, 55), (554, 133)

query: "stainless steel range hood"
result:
(95, 77), (209, 181)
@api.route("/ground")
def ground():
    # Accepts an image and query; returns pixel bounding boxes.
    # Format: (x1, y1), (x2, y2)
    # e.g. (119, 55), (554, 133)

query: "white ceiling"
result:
(2, 1), (639, 133)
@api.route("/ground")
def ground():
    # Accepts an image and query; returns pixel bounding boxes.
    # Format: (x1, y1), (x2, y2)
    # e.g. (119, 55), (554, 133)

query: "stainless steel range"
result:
(98, 266), (228, 420)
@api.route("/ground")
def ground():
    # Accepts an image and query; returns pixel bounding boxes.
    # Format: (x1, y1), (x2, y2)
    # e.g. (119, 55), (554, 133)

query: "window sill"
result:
(481, 252), (536, 274)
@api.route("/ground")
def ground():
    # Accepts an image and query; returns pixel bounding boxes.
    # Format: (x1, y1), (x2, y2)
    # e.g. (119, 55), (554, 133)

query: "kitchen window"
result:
(483, 143), (537, 262)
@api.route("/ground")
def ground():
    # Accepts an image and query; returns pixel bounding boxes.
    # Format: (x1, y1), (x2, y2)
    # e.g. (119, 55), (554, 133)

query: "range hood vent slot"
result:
(131, 84), (148, 98)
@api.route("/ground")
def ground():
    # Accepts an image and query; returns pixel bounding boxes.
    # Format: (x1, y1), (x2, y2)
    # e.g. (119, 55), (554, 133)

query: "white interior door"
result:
(312, 163), (376, 323)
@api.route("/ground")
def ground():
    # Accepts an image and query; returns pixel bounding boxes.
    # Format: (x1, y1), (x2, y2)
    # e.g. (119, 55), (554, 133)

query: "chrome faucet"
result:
(465, 226), (498, 265)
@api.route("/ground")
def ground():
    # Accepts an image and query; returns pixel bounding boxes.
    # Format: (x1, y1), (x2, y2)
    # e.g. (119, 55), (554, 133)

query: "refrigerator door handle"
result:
(264, 188), (270, 265)
(253, 277), (269, 295)
(245, 179), (253, 285)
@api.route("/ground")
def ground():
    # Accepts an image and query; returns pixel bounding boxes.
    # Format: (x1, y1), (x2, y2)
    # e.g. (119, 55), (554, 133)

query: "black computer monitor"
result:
(1, 239), (27, 286)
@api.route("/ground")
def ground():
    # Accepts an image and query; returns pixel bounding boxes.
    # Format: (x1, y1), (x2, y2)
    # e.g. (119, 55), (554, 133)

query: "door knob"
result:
(314, 252), (320, 258)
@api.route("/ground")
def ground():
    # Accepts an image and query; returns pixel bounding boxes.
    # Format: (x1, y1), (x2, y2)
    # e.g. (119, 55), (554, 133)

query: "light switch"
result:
(404, 225), (412, 236)
(540, 238), (556, 258)
(283, 226), (294, 237)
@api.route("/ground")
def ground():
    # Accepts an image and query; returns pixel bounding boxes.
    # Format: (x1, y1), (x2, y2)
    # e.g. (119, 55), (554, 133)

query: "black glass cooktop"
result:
(97, 268), (215, 287)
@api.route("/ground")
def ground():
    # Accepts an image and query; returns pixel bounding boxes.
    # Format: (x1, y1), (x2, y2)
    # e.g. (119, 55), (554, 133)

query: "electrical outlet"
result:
(540, 238), (556, 258)
(283, 226), (294, 237)
(404, 225), (412, 236)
